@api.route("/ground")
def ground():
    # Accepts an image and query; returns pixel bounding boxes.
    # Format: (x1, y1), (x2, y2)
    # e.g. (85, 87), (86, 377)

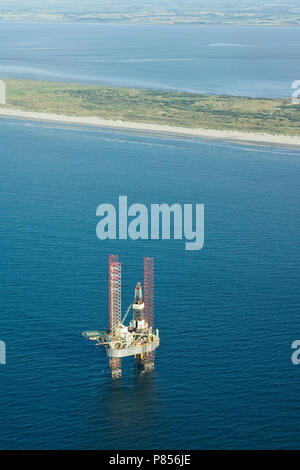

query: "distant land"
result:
(0, 0), (300, 25)
(1, 78), (300, 148)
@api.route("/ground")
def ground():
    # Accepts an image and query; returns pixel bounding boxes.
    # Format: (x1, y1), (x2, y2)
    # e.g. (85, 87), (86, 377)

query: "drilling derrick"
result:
(133, 282), (144, 324)
(108, 255), (122, 379)
(133, 281), (145, 367)
(143, 257), (155, 371)
(82, 255), (159, 380)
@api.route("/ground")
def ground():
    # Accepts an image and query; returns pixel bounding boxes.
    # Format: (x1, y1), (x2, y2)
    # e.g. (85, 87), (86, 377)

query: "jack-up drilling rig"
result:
(82, 255), (159, 379)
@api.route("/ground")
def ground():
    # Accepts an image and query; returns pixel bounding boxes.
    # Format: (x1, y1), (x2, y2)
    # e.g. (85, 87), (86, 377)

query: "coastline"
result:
(1, 107), (300, 147)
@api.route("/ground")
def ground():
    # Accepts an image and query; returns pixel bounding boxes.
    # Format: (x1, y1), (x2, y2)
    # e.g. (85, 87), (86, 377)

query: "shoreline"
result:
(1, 107), (300, 147)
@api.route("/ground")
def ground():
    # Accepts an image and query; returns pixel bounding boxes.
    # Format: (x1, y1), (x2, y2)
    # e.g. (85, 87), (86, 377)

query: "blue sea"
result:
(0, 22), (300, 97)
(0, 23), (300, 450)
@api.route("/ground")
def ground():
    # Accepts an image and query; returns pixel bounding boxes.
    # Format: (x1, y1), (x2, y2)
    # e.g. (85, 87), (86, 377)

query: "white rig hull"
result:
(105, 339), (159, 358)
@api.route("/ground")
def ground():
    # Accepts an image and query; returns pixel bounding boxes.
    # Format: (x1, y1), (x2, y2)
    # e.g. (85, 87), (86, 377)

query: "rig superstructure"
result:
(82, 255), (159, 379)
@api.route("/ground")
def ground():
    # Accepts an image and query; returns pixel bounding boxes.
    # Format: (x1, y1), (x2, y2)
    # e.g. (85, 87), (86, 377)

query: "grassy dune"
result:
(1, 78), (300, 136)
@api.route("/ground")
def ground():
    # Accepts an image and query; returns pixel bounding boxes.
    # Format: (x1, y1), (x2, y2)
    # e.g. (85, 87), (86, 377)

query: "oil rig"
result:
(82, 255), (159, 379)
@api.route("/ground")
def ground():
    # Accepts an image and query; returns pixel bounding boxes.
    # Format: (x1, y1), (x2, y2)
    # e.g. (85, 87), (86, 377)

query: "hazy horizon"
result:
(0, 1), (300, 25)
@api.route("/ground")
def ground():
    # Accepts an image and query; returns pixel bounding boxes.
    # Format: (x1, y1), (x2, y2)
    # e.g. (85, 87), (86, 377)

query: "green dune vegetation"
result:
(1, 78), (300, 136)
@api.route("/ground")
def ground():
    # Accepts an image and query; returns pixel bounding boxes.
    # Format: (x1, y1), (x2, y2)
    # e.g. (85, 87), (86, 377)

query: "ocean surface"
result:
(1, 22), (300, 450)
(0, 119), (300, 449)
(0, 22), (300, 97)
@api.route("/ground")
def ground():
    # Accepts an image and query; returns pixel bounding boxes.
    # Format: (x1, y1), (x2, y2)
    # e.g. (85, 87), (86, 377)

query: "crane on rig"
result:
(82, 255), (159, 379)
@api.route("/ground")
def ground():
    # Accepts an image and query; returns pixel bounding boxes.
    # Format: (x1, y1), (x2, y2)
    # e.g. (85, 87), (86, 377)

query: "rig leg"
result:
(143, 352), (155, 372)
(134, 354), (143, 367)
(109, 358), (122, 379)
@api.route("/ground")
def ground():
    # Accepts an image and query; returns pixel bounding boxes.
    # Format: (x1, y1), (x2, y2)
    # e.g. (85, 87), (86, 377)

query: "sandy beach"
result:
(1, 107), (300, 147)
